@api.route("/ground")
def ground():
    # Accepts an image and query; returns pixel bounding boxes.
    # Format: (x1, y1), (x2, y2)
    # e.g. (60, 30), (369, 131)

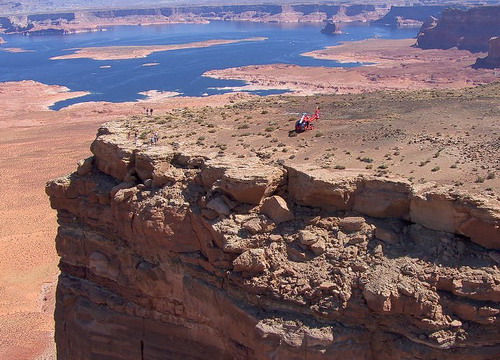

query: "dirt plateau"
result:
(47, 118), (500, 359)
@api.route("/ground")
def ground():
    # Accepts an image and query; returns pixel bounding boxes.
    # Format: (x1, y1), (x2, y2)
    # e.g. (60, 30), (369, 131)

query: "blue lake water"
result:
(0, 21), (418, 109)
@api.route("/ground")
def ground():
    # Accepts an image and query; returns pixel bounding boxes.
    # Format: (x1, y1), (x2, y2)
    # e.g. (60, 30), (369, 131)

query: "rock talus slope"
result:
(47, 122), (500, 359)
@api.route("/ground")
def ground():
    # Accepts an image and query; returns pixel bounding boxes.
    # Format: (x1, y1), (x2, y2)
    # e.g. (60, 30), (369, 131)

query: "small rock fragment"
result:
(299, 230), (318, 246)
(375, 227), (399, 245)
(310, 238), (326, 255)
(260, 195), (294, 224)
(233, 249), (268, 274)
(488, 251), (500, 264)
(206, 197), (231, 216)
(243, 217), (264, 234)
(77, 157), (93, 176)
(339, 217), (366, 233)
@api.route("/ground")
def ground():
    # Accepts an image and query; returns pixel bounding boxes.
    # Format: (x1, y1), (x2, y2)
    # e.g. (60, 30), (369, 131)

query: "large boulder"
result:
(287, 165), (361, 211)
(90, 123), (136, 181)
(203, 158), (285, 205)
(134, 146), (174, 183)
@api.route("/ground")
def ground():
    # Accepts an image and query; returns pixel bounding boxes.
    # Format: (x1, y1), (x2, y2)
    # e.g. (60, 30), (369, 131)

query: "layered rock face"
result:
(416, 6), (500, 52)
(372, 5), (447, 27)
(47, 122), (500, 359)
(474, 37), (500, 69)
(0, 4), (384, 34)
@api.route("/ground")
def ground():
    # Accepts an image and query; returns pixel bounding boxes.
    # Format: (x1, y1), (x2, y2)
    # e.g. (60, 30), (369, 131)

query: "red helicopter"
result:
(295, 108), (320, 133)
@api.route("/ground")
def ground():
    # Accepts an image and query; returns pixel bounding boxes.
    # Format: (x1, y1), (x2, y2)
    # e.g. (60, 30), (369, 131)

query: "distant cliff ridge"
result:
(416, 6), (500, 52)
(0, 4), (386, 34)
(474, 37), (500, 68)
(372, 5), (449, 27)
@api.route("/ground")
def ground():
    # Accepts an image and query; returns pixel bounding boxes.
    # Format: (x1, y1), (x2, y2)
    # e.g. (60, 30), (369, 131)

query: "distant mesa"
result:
(371, 5), (448, 28)
(474, 37), (500, 69)
(320, 22), (342, 35)
(416, 6), (500, 52)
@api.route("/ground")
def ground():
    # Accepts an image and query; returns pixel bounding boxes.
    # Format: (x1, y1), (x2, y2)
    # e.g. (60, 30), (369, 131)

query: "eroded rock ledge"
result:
(47, 121), (500, 359)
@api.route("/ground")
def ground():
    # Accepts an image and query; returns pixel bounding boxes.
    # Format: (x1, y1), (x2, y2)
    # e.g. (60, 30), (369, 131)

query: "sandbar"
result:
(204, 39), (497, 95)
(50, 37), (267, 61)
(0, 47), (34, 53)
(138, 90), (181, 101)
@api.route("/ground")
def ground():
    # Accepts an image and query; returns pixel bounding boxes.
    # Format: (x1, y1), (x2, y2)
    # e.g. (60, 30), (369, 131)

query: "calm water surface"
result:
(0, 21), (418, 109)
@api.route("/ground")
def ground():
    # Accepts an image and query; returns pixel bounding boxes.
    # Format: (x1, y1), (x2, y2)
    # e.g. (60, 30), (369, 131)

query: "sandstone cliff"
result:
(416, 6), (500, 52)
(47, 120), (500, 359)
(1, 4), (384, 34)
(372, 5), (447, 27)
(474, 37), (500, 69)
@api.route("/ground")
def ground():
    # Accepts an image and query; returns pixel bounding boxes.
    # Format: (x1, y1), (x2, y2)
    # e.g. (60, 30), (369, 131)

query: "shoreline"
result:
(203, 38), (497, 95)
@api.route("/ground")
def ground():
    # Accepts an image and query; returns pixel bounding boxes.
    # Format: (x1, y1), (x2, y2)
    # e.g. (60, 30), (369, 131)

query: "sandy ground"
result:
(50, 37), (267, 60)
(204, 39), (499, 95)
(0, 81), (253, 359)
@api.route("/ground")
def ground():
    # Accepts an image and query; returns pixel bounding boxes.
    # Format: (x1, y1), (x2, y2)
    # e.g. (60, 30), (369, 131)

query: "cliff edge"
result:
(474, 37), (500, 69)
(416, 6), (500, 52)
(47, 113), (500, 359)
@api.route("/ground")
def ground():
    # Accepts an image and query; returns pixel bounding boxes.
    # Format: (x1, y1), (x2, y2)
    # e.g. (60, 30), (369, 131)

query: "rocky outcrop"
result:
(47, 121), (500, 359)
(372, 5), (447, 27)
(474, 37), (500, 69)
(320, 22), (342, 35)
(416, 6), (500, 52)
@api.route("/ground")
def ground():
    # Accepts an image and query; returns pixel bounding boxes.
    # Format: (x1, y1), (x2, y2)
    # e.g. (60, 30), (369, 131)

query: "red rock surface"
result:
(47, 121), (500, 359)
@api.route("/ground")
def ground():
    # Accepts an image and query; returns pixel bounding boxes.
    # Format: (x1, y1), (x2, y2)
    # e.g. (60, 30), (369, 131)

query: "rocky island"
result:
(320, 22), (343, 35)
(50, 37), (267, 61)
